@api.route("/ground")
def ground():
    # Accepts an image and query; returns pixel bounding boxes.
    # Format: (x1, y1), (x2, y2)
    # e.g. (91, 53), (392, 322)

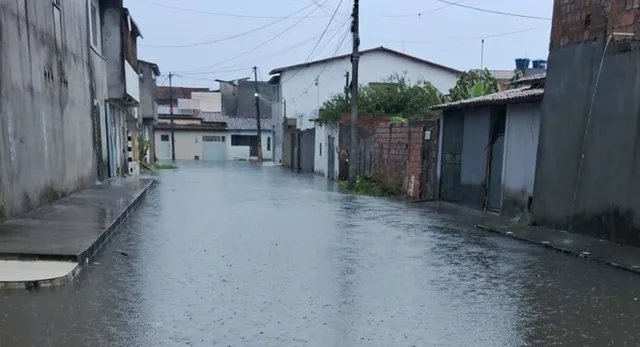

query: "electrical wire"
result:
(173, 0), (330, 74)
(304, 0), (344, 62)
(433, 0), (552, 20)
(138, 0), (328, 19)
(140, 1), (318, 48)
(377, 0), (467, 18)
(177, 67), (254, 76)
(290, 27), (351, 102)
(384, 25), (550, 44)
(279, 17), (350, 85)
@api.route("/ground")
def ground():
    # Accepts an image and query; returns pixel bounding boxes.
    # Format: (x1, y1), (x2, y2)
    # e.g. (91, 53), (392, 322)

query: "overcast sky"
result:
(124, 0), (554, 88)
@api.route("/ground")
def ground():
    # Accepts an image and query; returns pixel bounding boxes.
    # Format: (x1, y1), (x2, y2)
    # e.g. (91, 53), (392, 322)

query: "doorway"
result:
(486, 109), (506, 211)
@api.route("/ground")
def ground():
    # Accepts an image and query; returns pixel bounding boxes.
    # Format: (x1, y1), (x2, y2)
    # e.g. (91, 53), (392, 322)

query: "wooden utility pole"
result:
(253, 66), (263, 162)
(169, 72), (175, 161)
(348, 0), (360, 189)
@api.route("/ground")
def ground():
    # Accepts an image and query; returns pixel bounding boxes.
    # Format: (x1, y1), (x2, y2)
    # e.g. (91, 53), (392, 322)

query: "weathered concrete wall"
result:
(90, 50), (109, 179)
(0, 0), (96, 220)
(533, 37), (640, 246)
(236, 80), (274, 119)
(459, 108), (491, 209)
(102, 4), (124, 100)
(502, 102), (541, 217)
(138, 61), (158, 120)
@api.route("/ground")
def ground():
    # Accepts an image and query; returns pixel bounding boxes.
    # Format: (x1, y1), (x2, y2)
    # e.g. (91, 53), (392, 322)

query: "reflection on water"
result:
(0, 161), (639, 346)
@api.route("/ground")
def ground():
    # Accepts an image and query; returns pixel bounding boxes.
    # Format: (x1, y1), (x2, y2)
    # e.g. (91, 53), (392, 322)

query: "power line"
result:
(138, 0), (327, 19)
(174, 0), (330, 74)
(177, 67), (254, 76)
(140, 1), (318, 48)
(385, 24), (550, 44)
(377, 0), (467, 18)
(280, 17), (350, 85)
(305, 0), (344, 62)
(433, 0), (552, 20)
(291, 27), (351, 102)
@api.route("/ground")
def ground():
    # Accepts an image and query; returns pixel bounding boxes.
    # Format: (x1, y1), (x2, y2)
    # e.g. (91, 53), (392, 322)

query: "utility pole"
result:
(348, 0), (360, 190)
(253, 66), (263, 162)
(169, 72), (175, 162)
(480, 39), (485, 69)
(344, 71), (350, 110)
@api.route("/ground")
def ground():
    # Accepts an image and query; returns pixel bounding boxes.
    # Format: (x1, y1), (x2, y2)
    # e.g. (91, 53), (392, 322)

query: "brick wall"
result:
(375, 120), (439, 199)
(552, 0), (640, 47)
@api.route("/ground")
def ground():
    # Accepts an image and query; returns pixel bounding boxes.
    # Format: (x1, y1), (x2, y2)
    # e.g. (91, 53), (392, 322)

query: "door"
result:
(291, 132), (298, 170)
(105, 103), (117, 178)
(327, 135), (335, 180)
(249, 136), (258, 157)
(158, 134), (171, 159)
(92, 103), (104, 181)
(202, 135), (226, 161)
(487, 134), (505, 211)
(439, 113), (464, 202)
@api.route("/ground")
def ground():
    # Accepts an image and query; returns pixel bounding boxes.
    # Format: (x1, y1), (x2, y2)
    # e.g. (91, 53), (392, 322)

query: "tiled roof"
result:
(431, 86), (544, 110)
(201, 112), (274, 130)
(155, 123), (226, 131)
(156, 86), (210, 100)
(269, 46), (461, 75)
(509, 72), (546, 86)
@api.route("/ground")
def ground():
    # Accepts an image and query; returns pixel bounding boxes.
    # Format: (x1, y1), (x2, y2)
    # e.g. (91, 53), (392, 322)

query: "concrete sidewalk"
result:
(412, 201), (640, 274)
(0, 177), (154, 288)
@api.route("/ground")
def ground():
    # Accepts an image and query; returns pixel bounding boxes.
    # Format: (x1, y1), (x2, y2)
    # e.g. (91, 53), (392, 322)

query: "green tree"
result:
(447, 69), (499, 102)
(316, 73), (446, 125)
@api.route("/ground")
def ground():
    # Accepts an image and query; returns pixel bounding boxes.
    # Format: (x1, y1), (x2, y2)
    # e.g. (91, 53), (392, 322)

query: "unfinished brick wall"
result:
(376, 120), (439, 200)
(552, 0), (640, 47)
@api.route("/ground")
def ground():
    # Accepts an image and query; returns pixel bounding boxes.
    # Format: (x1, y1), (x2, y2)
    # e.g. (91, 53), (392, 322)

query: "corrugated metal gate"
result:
(439, 112), (465, 202)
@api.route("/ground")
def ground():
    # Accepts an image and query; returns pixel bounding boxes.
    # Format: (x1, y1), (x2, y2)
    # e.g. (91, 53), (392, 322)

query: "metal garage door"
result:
(202, 135), (226, 161)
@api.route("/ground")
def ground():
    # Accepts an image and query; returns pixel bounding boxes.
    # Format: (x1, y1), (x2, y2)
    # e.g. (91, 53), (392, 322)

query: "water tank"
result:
(532, 59), (547, 69)
(515, 58), (530, 71)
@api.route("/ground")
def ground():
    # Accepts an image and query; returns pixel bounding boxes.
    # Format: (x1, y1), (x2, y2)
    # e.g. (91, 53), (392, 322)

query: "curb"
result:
(0, 179), (155, 290)
(0, 264), (81, 290)
(475, 224), (640, 275)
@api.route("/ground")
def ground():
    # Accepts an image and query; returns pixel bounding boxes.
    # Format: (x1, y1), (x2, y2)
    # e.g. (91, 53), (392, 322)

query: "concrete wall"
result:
(280, 50), (459, 131)
(137, 60), (158, 120)
(313, 123), (339, 177)
(0, 0), (96, 219)
(236, 80), (274, 119)
(102, 4), (125, 100)
(533, 38), (640, 246)
(501, 102), (541, 217)
(227, 131), (273, 161)
(459, 108), (492, 209)
(191, 92), (221, 113)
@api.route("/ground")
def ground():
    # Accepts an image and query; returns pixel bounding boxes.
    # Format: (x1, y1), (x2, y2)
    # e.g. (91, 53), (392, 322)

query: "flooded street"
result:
(1, 162), (640, 346)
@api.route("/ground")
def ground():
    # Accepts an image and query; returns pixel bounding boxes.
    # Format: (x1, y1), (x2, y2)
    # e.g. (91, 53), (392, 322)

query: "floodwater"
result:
(1, 162), (639, 347)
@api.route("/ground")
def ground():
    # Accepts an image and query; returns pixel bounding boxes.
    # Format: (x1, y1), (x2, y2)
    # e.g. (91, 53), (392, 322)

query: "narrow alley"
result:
(1, 163), (639, 347)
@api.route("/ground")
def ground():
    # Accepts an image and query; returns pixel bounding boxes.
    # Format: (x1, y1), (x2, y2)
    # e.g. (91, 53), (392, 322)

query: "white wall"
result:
(502, 103), (541, 197)
(279, 50), (459, 131)
(191, 91), (222, 113)
(227, 131), (274, 161)
(314, 123), (339, 177)
(155, 130), (227, 160)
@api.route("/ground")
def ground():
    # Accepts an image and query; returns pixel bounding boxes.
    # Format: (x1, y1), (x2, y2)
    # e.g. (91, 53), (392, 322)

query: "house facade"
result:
(433, 75), (545, 218)
(533, 0), (640, 246)
(269, 46), (460, 178)
(0, 0), (145, 221)
(137, 60), (161, 165)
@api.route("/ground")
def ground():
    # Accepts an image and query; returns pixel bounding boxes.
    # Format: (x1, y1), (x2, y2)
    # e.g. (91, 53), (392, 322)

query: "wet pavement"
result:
(1, 161), (640, 346)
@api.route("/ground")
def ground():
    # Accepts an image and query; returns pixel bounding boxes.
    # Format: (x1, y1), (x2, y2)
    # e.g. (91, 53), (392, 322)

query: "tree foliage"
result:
(316, 69), (499, 125)
(447, 69), (500, 102)
(316, 73), (446, 125)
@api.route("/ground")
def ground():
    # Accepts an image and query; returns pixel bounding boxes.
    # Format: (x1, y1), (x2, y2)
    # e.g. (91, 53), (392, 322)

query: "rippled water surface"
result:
(1, 162), (640, 346)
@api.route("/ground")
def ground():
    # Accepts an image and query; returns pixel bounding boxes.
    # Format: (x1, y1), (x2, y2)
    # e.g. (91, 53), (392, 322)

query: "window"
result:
(203, 135), (224, 142)
(231, 135), (256, 146)
(90, 5), (99, 48)
(160, 134), (169, 141)
(584, 14), (591, 28)
(319, 142), (322, 156)
(267, 137), (271, 151)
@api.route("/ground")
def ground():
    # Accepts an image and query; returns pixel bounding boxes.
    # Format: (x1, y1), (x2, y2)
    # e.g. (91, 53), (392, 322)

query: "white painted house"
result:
(269, 46), (461, 178)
